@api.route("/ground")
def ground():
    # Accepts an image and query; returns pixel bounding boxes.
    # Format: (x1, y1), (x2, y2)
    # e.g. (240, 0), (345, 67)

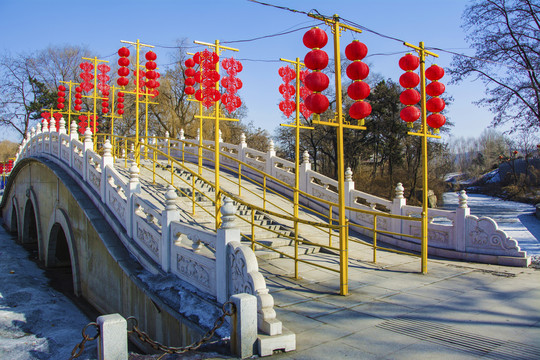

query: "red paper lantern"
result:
(303, 27), (328, 49)
(58, 85), (66, 91)
(102, 101), (109, 108)
(399, 54), (420, 71)
(400, 106), (420, 123)
(185, 77), (195, 86)
(427, 113), (446, 129)
(74, 105), (82, 111)
(347, 81), (370, 100)
(117, 109), (124, 115)
(304, 50), (329, 71)
(185, 58), (195, 68)
(145, 61), (157, 70)
(57, 97), (65, 103)
(426, 97), (446, 113)
(75, 86), (82, 93)
(118, 67), (130, 77)
(118, 58), (130, 67)
(117, 103), (124, 109)
(117, 97), (124, 103)
(75, 99), (82, 105)
(304, 72), (329, 92)
(400, 89), (421, 105)
(145, 70), (157, 79)
(349, 101), (372, 120)
(118, 47), (130, 57)
(118, 92), (124, 97)
(102, 108), (109, 114)
(425, 65), (444, 81)
(399, 72), (420, 88)
(346, 61), (369, 80)
(426, 81), (445, 97)
(345, 40), (368, 61)
(145, 51), (157, 61)
(117, 77), (129, 87)
(185, 68), (195, 77)
(57, 103), (65, 109)
(146, 79), (157, 89)
(305, 93), (329, 114)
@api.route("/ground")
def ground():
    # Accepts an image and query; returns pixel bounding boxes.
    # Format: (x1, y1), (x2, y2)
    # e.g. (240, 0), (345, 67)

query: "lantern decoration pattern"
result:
(74, 85), (83, 112)
(117, 47), (130, 87)
(302, 27), (330, 114)
(194, 49), (221, 109)
(97, 64), (111, 114)
(133, 68), (146, 97)
(221, 57), (243, 113)
(145, 51), (160, 98)
(78, 115), (88, 134)
(0, 160), (13, 175)
(41, 112), (51, 130)
(398, 53), (421, 124)
(345, 40), (371, 122)
(79, 62), (94, 93)
(425, 64), (446, 132)
(57, 85), (66, 110)
(299, 69), (313, 119)
(184, 57), (196, 96)
(278, 66), (296, 118)
(117, 91), (125, 115)
(51, 112), (62, 132)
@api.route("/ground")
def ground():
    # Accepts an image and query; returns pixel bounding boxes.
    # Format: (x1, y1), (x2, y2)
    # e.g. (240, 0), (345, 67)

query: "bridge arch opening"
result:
(10, 203), (18, 236)
(22, 199), (38, 245)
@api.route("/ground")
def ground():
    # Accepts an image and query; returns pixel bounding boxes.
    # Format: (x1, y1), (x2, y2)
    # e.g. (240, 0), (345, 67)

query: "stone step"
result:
(252, 243), (321, 261)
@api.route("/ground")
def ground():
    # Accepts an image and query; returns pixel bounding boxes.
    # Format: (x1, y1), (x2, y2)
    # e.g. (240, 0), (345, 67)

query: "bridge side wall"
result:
(2, 160), (208, 348)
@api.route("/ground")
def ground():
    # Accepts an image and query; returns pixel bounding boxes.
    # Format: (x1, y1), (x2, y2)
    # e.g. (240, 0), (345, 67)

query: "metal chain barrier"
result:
(127, 301), (236, 355)
(69, 322), (100, 359)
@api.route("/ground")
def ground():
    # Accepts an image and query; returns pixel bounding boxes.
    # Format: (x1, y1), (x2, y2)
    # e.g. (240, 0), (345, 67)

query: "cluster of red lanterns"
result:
(78, 114), (98, 134)
(345, 40), (371, 121)
(302, 27), (330, 114)
(398, 54), (421, 124)
(194, 49), (221, 109)
(117, 91), (125, 115)
(144, 51), (160, 97)
(74, 85), (83, 111)
(299, 69), (313, 119)
(97, 64), (111, 114)
(79, 62), (94, 92)
(57, 85), (66, 110)
(278, 66), (296, 118)
(425, 64), (446, 132)
(0, 160), (14, 174)
(41, 112), (51, 130)
(184, 57), (196, 96)
(221, 57), (243, 113)
(117, 47), (130, 87)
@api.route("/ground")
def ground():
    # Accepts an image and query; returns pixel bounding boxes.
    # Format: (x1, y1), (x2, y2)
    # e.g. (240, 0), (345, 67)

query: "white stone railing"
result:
(14, 120), (291, 346)
(156, 131), (530, 266)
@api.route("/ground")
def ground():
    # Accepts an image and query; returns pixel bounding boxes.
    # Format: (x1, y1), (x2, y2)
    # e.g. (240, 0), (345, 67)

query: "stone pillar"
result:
(239, 133), (247, 163)
(391, 183), (407, 237)
(30, 127), (36, 155)
(69, 121), (78, 168)
(266, 140), (276, 176)
(230, 293), (257, 359)
(59, 117), (67, 135)
(179, 128), (185, 140)
(344, 167), (354, 218)
(97, 314), (127, 360)
(161, 185), (179, 272)
(82, 128), (93, 182)
(101, 140), (114, 203)
(219, 129), (223, 143)
(42, 119), (48, 153)
(49, 118), (57, 154)
(126, 163), (141, 237)
(299, 151), (311, 195)
(216, 197), (240, 303)
(58, 118), (66, 158)
(455, 190), (470, 252)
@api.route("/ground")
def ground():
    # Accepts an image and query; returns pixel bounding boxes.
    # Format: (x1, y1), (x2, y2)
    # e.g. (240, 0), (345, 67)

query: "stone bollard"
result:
(230, 293), (257, 359)
(97, 313), (128, 360)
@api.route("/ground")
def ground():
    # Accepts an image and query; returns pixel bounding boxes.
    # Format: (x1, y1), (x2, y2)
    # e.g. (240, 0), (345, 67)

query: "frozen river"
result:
(441, 192), (540, 255)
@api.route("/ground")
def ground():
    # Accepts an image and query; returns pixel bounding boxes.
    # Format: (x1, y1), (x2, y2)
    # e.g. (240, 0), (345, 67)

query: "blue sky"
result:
(0, 0), (500, 142)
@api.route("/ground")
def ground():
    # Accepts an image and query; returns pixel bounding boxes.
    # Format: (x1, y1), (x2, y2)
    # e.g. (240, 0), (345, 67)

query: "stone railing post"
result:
(59, 117), (66, 134)
(30, 127), (36, 155)
(49, 118), (56, 154)
(58, 117), (66, 158)
(42, 119), (48, 154)
(239, 133), (247, 163)
(97, 314), (128, 360)
(266, 140), (276, 176)
(230, 293), (257, 359)
(299, 150), (311, 194)
(161, 185), (179, 272)
(82, 128), (93, 182)
(455, 190), (470, 252)
(179, 128), (185, 140)
(100, 140), (114, 203)
(126, 163), (141, 237)
(391, 183), (406, 237)
(344, 167), (354, 218)
(69, 121), (78, 168)
(216, 197), (240, 304)
(35, 123), (42, 156)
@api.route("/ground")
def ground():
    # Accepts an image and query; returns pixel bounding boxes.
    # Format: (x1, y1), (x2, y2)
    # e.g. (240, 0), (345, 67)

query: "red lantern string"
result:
(184, 57), (196, 96)
(221, 57), (243, 113)
(144, 51), (160, 97)
(302, 27), (330, 114)
(194, 49), (221, 109)
(52, 112), (62, 132)
(117, 47), (130, 88)
(299, 69), (313, 119)
(425, 64), (446, 132)
(79, 62), (94, 93)
(278, 66), (296, 118)
(345, 40), (371, 122)
(117, 91), (125, 115)
(97, 64), (111, 114)
(74, 86), (83, 112)
(57, 85), (66, 110)
(398, 53), (421, 125)
(78, 115), (88, 134)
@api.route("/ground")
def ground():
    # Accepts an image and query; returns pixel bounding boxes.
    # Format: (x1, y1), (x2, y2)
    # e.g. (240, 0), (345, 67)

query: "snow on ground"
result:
(0, 226), (97, 360)
(442, 192), (540, 255)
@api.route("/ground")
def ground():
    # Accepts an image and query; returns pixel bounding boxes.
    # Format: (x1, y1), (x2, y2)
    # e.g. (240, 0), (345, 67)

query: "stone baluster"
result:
(82, 127), (93, 182)
(391, 183), (407, 237)
(58, 117), (66, 158)
(219, 129), (223, 143)
(239, 133), (247, 163)
(59, 117), (66, 135)
(179, 128), (185, 140)
(41, 119), (48, 153)
(49, 118), (56, 154)
(299, 150), (311, 194)
(455, 190), (470, 252)
(100, 140), (114, 203)
(127, 163), (141, 237)
(69, 121), (78, 168)
(30, 127), (36, 154)
(161, 185), (179, 272)
(266, 140), (276, 176)
(216, 197), (240, 304)
(344, 167), (354, 218)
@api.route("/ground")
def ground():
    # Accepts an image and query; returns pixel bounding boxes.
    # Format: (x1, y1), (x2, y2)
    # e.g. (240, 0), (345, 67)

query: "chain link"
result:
(69, 322), (99, 359)
(127, 301), (236, 354)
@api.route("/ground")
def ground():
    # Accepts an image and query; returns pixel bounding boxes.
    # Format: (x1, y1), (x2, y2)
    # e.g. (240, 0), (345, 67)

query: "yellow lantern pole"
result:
(307, 14), (365, 296)
(193, 40), (239, 230)
(403, 41), (440, 274)
(120, 39), (155, 166)
(279, 57), (314, 280)
(82, 56), (109, 149)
